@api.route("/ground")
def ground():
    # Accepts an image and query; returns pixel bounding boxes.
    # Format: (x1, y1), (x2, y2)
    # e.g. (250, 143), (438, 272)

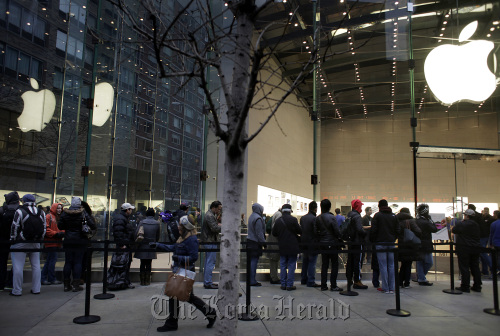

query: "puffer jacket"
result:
(58, 206), (96, 244)
(415, 215), (437, 253)
(112, 210), (135, 245)
(45, 203), (64, 248)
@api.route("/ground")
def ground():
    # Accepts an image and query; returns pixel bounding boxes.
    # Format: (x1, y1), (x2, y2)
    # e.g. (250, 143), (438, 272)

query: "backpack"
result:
(20, 205), (45, 240)
(339, 216), (352, 241)
(0, 205), (18, 239)
(164, 217), (180, 243)
(265, 216), (273, 234)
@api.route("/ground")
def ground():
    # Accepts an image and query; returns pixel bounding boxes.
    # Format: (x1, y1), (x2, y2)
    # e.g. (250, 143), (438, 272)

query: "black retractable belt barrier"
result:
(238, 243), (259, 321)
(443, 242), (462, 295)
(94, 240), (115, 300)
(74, 248), (101, 324)
(387, 247), (411, 317)
(484, 248), (500, 316)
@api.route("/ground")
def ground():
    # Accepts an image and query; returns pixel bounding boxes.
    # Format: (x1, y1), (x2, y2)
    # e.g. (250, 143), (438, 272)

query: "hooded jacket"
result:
(45, 203), (64, 248)
(369, 206), (400, 243)
(0, 191), (19, 240)
(346, 210), (366, 244)
(247, 203), (266, 244)
(58, 206), (96, 243)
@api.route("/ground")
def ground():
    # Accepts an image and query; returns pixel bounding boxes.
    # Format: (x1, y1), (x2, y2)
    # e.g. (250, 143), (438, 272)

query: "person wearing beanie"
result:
(0, 191), (20, 291)
(396, 208), (422, 288)
(415, 203), (437, 286)
(10, 194), (46, 296)
(452, 209), (482, 292)
(41, 203), (64, 285)
(58, 196), (96, 292)
(155, 216), (216, 332)
(345, 199), (368, 291)
(134, 208), (160, 286)
(369, 199), (400, 294)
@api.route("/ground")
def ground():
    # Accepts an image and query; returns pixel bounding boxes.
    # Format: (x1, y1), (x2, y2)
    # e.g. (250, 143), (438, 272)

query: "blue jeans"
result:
(479, 237), (492, 275)
(203, 244), (217, 286)
(250, 256), (259, 285)
(41, 247), (58, 283)
(376, 244), (395, 292)
(280, 255), (297, 288)
(63, 249), (84, 281)
(417, 252), (433, 282)
(301, 253), (318, 285)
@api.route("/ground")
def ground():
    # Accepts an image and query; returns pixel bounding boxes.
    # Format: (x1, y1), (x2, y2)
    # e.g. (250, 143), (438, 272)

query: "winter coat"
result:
(157, 233), (198, 272)
(11, 202), (46, 241)
(201, 210), (220, 242)
(369, 206), (400, 243)
(396, 212), (422, 261)
(134, 216), (160, 260)
(415, 215), (437, 253)
(272, 212), (302, 256)
(247, 203), (266, 258)
(452, 219), (481, 252)
(45, 203), (64, 248)
(300, 211), (318, 251)
(112, 210), (135, 245)
(0, 191), (19, 241)
(346, 210), (366, 244)
(57, 206), (96, 246)
(314, 212), (340, 247)
(265, 210), (282, 261)
(490, 219), (500, 247)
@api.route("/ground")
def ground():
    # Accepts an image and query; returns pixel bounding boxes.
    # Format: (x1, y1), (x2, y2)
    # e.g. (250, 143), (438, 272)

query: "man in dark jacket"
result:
(300, 201), (320, 287)
(370, 199), (400, 294)
(58, 197), (96, 291)
(314, 199), (342, 291)
(346, 199), (368, 290)
(415, 203), (437, 286)
(109, 202), (135, 290)
(272, 204), (301, 291)
(396, 208), (422, 288)
(452, 209), (482, 292)
(202, 200), (222, 289)
(0, 191), (19, 291)
(134, 208), (160, 286)
(478, 206), (493, 276)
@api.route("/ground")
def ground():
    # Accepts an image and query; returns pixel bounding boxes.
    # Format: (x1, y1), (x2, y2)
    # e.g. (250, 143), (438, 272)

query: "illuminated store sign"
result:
(424, 21), (497, 106)
(18, 78), (56, 132)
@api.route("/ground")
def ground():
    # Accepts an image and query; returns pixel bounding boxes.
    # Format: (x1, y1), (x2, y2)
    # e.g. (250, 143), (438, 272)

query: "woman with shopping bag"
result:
(153, 215), (217, 332)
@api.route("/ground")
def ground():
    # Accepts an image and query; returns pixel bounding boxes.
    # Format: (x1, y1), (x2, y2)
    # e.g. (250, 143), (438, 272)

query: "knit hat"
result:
(464, 209), (475, 217)
(417, 203), (429, 216)
(282, 204), (293, 213)
(4, 191), (20, 205)
(179, 215), (194, 231)
(22, 194), (36, 203)
(378, 199), (388, 208)
(400, 207), (411, 214)
(71, 197), (82, 207)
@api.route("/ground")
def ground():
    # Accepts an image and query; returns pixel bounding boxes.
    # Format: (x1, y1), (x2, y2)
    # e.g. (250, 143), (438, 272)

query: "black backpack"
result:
(340, 216), (352, 241)
(0, 205), (18, 240)
(165, 217), (180, 243)
(20, 205), (45, 240)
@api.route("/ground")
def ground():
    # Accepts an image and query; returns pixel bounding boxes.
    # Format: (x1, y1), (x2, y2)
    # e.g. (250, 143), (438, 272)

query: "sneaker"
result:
(320, 286), (329, 291)
(386, 291), (394, 294)
(353, 281), (368, 289)
(307, 283), (322, 288)
(270, 279), (281, 285)
(418, 281), (433, 286)
(455, 286), (470, 293)
(30, 290), (40, 295)
(330, 286), (342, 292)
(51, 280), (62, 285)
(403, 284), (411, 289)
(286, 286), (296, 291)
(41, 281), (51, 286)
(280, 286), (287, 290)
(377, 287), (384, 292)
(9, 292), (21, 297)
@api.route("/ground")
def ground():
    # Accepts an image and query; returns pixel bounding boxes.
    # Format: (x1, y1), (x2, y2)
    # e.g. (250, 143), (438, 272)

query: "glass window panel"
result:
(34, 19), (46, 41)
(18, 53), (29, 75)
(30, 58), (41, 80)
(8, 3), (22, 28)
(5, 46), (18, 70)
(22, 10), (34, 34)
(56, 30), (67, 51)
(76, 40), (83, 60)
(59, 0), (70, 13)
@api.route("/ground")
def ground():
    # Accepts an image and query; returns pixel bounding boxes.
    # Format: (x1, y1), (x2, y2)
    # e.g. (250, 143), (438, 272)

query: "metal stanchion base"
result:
(340, 290), (359, 296)
(73, 315), (101, 324)
(238, 313), (260, 321)
(386, 309), (411, 317)
(94, 293), (115, 300)
(443, 289), (463, 295)
(483, 308), (500, 316)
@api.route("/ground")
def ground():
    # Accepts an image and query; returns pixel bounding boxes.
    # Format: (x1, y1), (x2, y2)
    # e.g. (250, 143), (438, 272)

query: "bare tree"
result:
(108, 1), (316, 334)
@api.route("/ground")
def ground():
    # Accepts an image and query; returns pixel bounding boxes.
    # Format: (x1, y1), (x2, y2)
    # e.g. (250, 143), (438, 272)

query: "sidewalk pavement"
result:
(1, 280), (499, 336)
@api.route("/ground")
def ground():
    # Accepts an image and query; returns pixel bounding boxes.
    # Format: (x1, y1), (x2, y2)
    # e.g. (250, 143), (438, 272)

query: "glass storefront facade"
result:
(0, 0), (207, 240)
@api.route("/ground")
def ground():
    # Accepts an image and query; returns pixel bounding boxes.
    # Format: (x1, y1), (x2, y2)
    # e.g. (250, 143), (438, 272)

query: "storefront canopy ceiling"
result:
(416, 145), (500, 161)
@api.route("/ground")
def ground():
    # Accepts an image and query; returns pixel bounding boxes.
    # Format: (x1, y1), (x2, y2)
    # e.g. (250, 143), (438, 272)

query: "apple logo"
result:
(424, 21), (498, 106)
(18, 78), (56, 132)
(92, 82), (114, 127)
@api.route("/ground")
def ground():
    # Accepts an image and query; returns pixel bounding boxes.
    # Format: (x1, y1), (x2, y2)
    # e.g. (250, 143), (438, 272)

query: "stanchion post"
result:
(484, 248), (500, 316)
(387, 246), (411, 317)
(443, 241), (462, 295)
(74, 248), (101, 324)
(239, 243), (258, 321)
(94, 240), (115, 300)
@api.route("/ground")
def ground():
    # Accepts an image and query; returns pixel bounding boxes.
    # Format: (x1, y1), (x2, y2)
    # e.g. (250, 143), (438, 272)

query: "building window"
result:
(158, 126), (167, 139)
(173, 117), (181, 129)
(3, 45), (42, 82)
(172, 133), (180, 145)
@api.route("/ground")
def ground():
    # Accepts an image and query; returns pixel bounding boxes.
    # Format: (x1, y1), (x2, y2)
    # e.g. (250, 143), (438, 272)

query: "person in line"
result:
(314, 199), (342, 292)
(335, 208), (345, 228)
(134, 208), (160, 286)
(10, 194), (46, 296)
(346, 199), (368, 290)
(0, 191), (20, 291)
(247, 202), (266, 286)
(201, 201), (222, 289)
(415, 203), (437, 286)
(396, 208), (422, 288)
(300, 201), (320, 287)
(272, 204), (302, 291)
(370, 199), (399, 294)
(265, 207), (282, 285)
(452, 209), (482, 292)
(155, 216), (216, 332)
(41, 202), (64, 285)
(480, 207), (494, 277)
(362, 207), (373, 264)
(58, 197), (96, 292)
(489, 210), (500, 273)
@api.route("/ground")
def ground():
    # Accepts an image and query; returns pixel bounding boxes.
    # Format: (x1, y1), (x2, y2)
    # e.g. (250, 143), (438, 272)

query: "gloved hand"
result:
(55, 232), (65, 239)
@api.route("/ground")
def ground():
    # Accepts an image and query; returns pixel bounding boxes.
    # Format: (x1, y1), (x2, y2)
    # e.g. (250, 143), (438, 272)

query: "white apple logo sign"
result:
(424, 21), (498, 106)
(18, 78), (56, 132)
(92, 82), (114, 127)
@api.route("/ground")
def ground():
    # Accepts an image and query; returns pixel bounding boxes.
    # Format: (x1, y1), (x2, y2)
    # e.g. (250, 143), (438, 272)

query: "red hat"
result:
(351, 199), (364, 213)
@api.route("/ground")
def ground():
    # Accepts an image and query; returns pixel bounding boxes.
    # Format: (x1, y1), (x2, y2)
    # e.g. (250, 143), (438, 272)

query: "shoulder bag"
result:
(402, 220), (421, 246)
(164, 257), (196, 301)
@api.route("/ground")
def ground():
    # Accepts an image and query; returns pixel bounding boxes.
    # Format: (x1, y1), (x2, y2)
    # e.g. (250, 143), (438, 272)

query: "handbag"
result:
(81, 214), (95, 239)
(164, 258), (196, 301)
(135, 225), (145, 243)
(402, 221), (421, 245)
